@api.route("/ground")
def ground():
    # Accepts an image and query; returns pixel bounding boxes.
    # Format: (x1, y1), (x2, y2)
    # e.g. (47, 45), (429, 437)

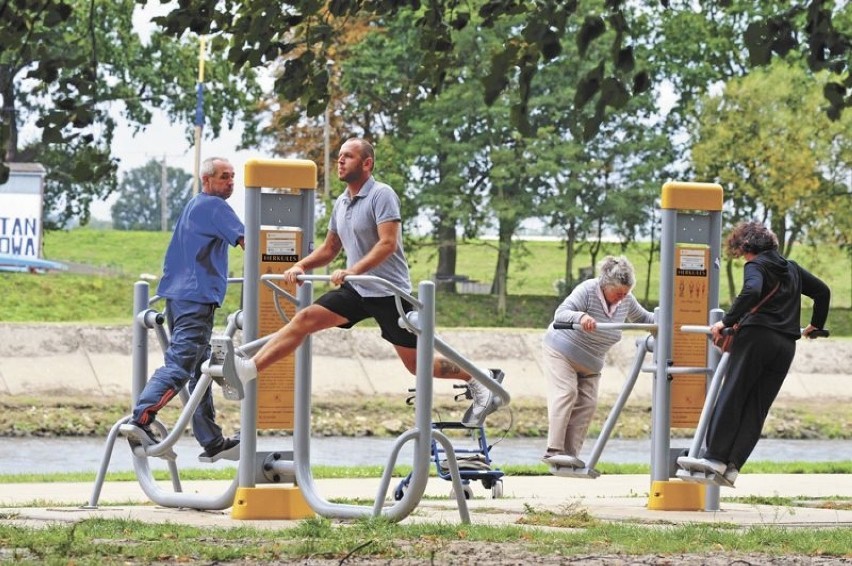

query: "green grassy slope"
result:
(1, 228), (848, 333)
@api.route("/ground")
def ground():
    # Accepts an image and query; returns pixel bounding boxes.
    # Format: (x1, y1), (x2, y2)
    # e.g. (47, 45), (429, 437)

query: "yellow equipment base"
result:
(231, 486), (315, 520)
(647, 481), (706, 511)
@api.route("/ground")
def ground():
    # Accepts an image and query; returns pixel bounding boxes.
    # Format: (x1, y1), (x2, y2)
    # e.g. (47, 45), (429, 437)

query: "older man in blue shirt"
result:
(123, 157), (244, 462)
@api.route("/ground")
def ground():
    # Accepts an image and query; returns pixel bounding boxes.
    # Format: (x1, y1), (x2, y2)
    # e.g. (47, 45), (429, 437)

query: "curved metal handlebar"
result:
(680, 325), (830, 338)
(552, 321), (657, 331)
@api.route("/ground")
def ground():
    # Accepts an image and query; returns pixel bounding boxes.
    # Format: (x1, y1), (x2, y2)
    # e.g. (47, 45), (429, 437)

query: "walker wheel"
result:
(491, 479), (503, 499)
(450, 485), (474, 500)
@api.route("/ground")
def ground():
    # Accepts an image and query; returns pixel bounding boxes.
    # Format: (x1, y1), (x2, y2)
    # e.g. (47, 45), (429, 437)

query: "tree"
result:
(151, 0), (850, 142)
(690, 61), (852, 300)
(111, 160), (193, 231)
(0, 0), (263, 227)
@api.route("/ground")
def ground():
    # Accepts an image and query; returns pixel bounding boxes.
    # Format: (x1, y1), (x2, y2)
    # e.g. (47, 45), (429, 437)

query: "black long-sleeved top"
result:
(723, 249), (831, 340)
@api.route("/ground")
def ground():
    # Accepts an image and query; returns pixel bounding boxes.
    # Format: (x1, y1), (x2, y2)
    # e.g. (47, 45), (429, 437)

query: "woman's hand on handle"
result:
(710, 320), (724, 342)
(802, 325), (830, 339)
(579, 314), (596, 331)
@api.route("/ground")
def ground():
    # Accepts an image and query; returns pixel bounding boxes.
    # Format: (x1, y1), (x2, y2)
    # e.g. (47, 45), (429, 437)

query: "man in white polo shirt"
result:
(232, 138), (504, 427)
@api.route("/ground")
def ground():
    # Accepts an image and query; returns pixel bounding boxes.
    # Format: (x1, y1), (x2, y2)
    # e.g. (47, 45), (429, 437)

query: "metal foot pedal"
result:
(675, 468), (734, 487)
(119, 424), (177, 461)
(198, 443), (240, 464)
(207, 337), (244, 401)
(675, 457), (734, 487)
(548, 464), (600, 479)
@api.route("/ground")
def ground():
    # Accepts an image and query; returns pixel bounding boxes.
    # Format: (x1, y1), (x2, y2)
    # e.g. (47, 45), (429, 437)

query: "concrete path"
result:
(2, 474), (852, 530)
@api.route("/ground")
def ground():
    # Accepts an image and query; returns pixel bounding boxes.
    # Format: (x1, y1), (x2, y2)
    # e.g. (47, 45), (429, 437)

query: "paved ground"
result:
(0, 323), (849, 533)
(2, 473), (852, 530)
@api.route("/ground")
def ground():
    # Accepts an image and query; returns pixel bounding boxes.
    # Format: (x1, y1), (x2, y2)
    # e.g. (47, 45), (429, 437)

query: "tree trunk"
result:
(563, 220), (577, 296)
(492, 220), (514, 321)
(1, 64), (19, 162)
(643, 214), (657, 305)
(434, 216), (458, 293)
(725, 256), (736, 305)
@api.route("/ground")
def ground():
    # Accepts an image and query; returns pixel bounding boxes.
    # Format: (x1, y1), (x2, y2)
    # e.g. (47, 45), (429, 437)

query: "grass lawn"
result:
(1, 228), (848, 332)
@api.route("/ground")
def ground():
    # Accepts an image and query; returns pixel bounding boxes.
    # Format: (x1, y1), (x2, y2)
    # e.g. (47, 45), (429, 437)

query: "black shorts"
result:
(315, 282), (417, 348)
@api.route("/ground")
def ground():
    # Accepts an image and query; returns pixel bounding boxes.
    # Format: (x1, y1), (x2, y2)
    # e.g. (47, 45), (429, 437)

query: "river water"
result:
(1, 436), (851, 475)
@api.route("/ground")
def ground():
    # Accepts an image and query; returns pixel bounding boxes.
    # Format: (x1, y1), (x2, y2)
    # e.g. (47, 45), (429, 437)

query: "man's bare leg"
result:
(394, 345), (505, 427)
(235, 304), (348, 383)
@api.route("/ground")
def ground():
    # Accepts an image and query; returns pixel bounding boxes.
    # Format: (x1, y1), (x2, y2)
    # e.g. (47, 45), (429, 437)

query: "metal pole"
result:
(238, 182), (260, 488)
(651, 208), (676, 482)
(192, 36), (206, 196)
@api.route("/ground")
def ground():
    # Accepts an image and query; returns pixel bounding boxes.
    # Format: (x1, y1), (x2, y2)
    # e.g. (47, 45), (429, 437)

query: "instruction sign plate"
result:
(671, 246), (710, 428)
(257, 228), (302, 430)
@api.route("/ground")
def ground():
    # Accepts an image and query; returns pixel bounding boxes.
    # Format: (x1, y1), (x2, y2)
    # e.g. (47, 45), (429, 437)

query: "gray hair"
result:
(201, 157), (229, 178)
(598, 255), (636, 289)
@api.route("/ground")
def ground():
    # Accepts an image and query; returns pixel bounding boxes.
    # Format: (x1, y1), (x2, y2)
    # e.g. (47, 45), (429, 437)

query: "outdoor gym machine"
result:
(647, 181), (724, 512)
(87, 158), (510, 521)
(548, 182), (725, 513)
(212, 158), (510, 523)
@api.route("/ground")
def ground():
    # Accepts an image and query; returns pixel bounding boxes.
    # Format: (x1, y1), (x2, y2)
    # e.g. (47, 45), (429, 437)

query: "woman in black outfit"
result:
(680, 221), (830, 486)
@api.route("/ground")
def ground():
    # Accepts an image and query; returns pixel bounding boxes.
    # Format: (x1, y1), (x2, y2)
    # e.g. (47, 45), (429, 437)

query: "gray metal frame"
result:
(87, 281), (241, 510)
(652, 202), (723, 511)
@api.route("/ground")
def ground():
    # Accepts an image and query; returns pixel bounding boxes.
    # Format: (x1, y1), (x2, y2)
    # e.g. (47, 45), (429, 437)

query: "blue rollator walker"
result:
(394, 384), (505, 501)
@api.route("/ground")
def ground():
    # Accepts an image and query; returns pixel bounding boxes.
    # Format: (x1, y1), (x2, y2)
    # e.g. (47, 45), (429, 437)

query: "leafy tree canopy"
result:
(151, 0), (849, 141)
(0, 0), (264, 227)
(111, 159), (193, 231)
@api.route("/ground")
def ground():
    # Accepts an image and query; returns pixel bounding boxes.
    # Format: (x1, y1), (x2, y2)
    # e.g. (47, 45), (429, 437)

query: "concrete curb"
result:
(0, 324), (849, 401)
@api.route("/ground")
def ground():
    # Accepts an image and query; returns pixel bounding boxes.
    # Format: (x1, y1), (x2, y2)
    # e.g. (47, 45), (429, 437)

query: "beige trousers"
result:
(542, 343), (601, 457)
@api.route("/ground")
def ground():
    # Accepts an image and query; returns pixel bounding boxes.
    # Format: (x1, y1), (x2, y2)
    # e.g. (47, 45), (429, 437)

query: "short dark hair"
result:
(725, 221), (778, 257)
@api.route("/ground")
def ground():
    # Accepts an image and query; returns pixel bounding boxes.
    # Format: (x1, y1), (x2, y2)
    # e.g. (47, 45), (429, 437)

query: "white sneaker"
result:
(723, 466), (739, 485)
(677, 456), (727, 476)
(235, 356), (258, 385)
(460, 369), (505, 428)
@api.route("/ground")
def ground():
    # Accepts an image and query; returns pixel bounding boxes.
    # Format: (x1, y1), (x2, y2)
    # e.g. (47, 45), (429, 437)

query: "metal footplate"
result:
(206, 337), (244, 401)
(548, 464), (601, 479)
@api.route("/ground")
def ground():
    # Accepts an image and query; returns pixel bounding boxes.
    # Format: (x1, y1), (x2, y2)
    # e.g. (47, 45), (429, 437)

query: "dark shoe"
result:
(198, 437), (240, 463)
(119, 421), (159, 445)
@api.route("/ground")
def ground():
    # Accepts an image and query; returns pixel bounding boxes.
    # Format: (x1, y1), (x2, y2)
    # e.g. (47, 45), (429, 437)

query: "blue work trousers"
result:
(132, 299), (223, 449)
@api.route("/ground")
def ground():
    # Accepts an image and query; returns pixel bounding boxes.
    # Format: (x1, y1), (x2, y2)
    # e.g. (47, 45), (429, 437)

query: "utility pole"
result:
(160, 155), (168, 231)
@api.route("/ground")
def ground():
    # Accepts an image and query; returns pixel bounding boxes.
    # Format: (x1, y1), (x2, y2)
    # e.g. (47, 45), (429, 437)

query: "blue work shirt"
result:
(157, 193), (244, 306)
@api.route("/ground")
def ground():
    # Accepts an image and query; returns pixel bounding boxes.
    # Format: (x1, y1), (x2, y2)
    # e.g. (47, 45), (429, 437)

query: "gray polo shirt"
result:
(329, 176), (412, 297)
